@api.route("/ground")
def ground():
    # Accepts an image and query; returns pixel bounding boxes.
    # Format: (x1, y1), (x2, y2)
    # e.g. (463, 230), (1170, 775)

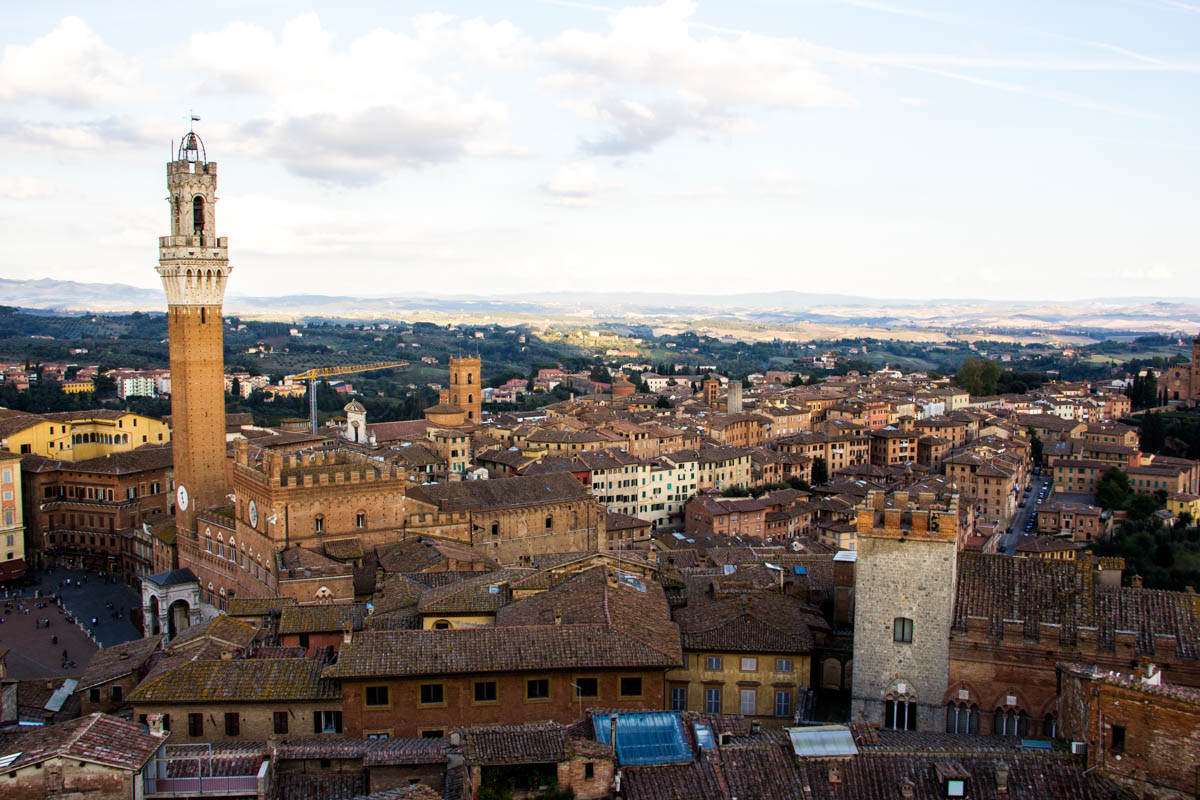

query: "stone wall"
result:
(4, 756), (137, 800)
(850, 491), (958, 731)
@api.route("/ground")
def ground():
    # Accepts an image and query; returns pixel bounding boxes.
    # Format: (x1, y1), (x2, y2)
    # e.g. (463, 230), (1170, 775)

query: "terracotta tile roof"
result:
(367, 419), (435, 442)
(494, 567), (681, 664)
(169, 614), (259, 652)
(0, 713), (164, 773)
(598, 513), (648, 536)
(674, 593), (825, 653)
(325, 623), (679, 679)
(791, 751), (1134, 799)
(407, 472), (591, 510)
(77, 634), (165, 691)
(130, 658), (339, 704)
(1014, 536), (1078, 553)
(21, 443), (174, 475)
(253, 646), (309, 659)
(459, 722), (573, 765)
(324, 538), (365, 561)
(0, 413), (46, 439)
(375, 538), (497, 574)
(953, 553), (1200, 656)
(225, 597), (299, 617)
(278, 603), (368, 635)
(276, 737), (449, 765)
(352, 785), (442, 800)
(416, 569), (533, 614)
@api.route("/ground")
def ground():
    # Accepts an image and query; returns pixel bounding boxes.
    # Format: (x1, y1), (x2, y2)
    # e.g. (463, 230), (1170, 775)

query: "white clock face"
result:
(176, 484), (189, 511)
(248, 499), (258, 528)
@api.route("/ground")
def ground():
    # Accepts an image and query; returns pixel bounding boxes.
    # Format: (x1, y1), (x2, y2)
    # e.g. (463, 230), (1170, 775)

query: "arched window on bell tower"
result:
(193, 196), (205, 235)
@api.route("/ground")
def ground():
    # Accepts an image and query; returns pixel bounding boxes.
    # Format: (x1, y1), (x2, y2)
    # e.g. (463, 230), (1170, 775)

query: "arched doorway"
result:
(168, 599), (190, 639)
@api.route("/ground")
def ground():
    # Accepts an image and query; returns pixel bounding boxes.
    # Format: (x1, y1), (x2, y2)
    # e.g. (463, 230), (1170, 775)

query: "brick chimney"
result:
(147, 713), (167, 738)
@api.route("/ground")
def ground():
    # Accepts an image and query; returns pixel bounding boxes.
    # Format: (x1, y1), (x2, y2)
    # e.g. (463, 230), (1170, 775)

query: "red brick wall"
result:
(1059, 669), (1200, 798)
(340, 670), (666, 737)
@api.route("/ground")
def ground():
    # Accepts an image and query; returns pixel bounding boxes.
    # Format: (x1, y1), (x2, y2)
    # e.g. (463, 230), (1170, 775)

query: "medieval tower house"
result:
(850, 489), (960, 732)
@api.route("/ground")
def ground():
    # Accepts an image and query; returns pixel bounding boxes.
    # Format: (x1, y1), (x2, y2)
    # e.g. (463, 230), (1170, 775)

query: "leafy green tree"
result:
(654, 396), (672, 409)
(1152, 540), (1176, 568)
(788, 476), (811, 491)
(1095, 468), (1132, 510)
(954, 358), (1002, 396)
(1028, 428), (1044, 466)
(811, 457), (829, 486)
(1127, 492), (1162, 521)
(1140, 412), (1166, 454)
(93, 374), (117, 398)
(1124, 373), (1159, 411)
(589, 364), (611, 383)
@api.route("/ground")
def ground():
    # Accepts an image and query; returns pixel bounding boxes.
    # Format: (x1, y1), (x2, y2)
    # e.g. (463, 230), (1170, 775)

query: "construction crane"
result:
(286, 361), (410, 435)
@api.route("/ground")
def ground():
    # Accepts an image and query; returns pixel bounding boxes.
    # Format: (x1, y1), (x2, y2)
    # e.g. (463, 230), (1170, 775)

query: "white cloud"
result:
(0, 17), (142, 107)
(1120, 265), (1176, 281)
(174, 13), (530, 184)
(540, 0), (854, 153)
(0, 176), (55, 199)
(542, 161), (620, 206)
(0, 116), (158, 151)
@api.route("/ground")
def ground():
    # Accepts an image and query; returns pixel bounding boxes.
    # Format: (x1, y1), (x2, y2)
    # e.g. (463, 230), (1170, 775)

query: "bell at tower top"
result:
(178, 123), (206, 163)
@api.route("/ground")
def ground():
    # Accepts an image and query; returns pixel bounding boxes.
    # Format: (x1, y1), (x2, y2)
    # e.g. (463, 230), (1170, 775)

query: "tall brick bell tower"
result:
(157, 127), (230, 537)
(448, 355), (482, 422)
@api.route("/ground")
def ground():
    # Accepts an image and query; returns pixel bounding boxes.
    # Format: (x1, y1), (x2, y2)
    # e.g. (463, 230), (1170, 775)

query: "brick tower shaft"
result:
(157, 130), (231, 534)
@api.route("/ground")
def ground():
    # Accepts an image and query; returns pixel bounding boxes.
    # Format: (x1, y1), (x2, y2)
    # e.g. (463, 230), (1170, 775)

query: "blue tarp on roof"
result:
(592, 712), (693, 765)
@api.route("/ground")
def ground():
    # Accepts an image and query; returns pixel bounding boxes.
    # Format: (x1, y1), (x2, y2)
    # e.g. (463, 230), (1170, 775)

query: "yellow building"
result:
(60, 380), (95, 394)
(0, 452), (25, 580)
(1168, 493), (1200, 522)
(666, 591), (827, 724)
(0, 409), (170, 461)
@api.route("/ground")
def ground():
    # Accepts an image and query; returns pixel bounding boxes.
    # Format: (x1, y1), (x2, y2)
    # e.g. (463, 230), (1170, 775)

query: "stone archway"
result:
(168, 599), (190, 639)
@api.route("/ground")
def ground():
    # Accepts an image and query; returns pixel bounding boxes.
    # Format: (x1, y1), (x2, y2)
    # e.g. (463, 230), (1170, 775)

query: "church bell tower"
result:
(157, 128), (230, 535)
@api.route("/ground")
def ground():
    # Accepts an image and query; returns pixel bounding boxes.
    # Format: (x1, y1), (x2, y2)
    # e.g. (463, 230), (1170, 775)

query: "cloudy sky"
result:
(1, 0), (1197, 301)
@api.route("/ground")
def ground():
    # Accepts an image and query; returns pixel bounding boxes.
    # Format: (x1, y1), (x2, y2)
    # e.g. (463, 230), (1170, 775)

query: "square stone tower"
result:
(850, 489), (959, 731)
(156, 129), (230, 536)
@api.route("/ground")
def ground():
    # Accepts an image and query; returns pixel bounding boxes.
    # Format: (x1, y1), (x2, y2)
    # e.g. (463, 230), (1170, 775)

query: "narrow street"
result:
(1000, 472), (1052, 554)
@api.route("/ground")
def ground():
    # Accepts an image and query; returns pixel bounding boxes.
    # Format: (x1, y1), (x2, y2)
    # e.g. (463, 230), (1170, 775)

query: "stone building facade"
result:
(850, 490), (960, 732)
(22, 446), (174, 581)
(405, 472), (607, 564)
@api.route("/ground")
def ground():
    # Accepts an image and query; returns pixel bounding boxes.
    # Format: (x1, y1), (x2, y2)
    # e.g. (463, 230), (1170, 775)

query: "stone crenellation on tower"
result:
(850, 489), (960, 732)
(157, 130), (231, 536)
(448, 355), (482, 422)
